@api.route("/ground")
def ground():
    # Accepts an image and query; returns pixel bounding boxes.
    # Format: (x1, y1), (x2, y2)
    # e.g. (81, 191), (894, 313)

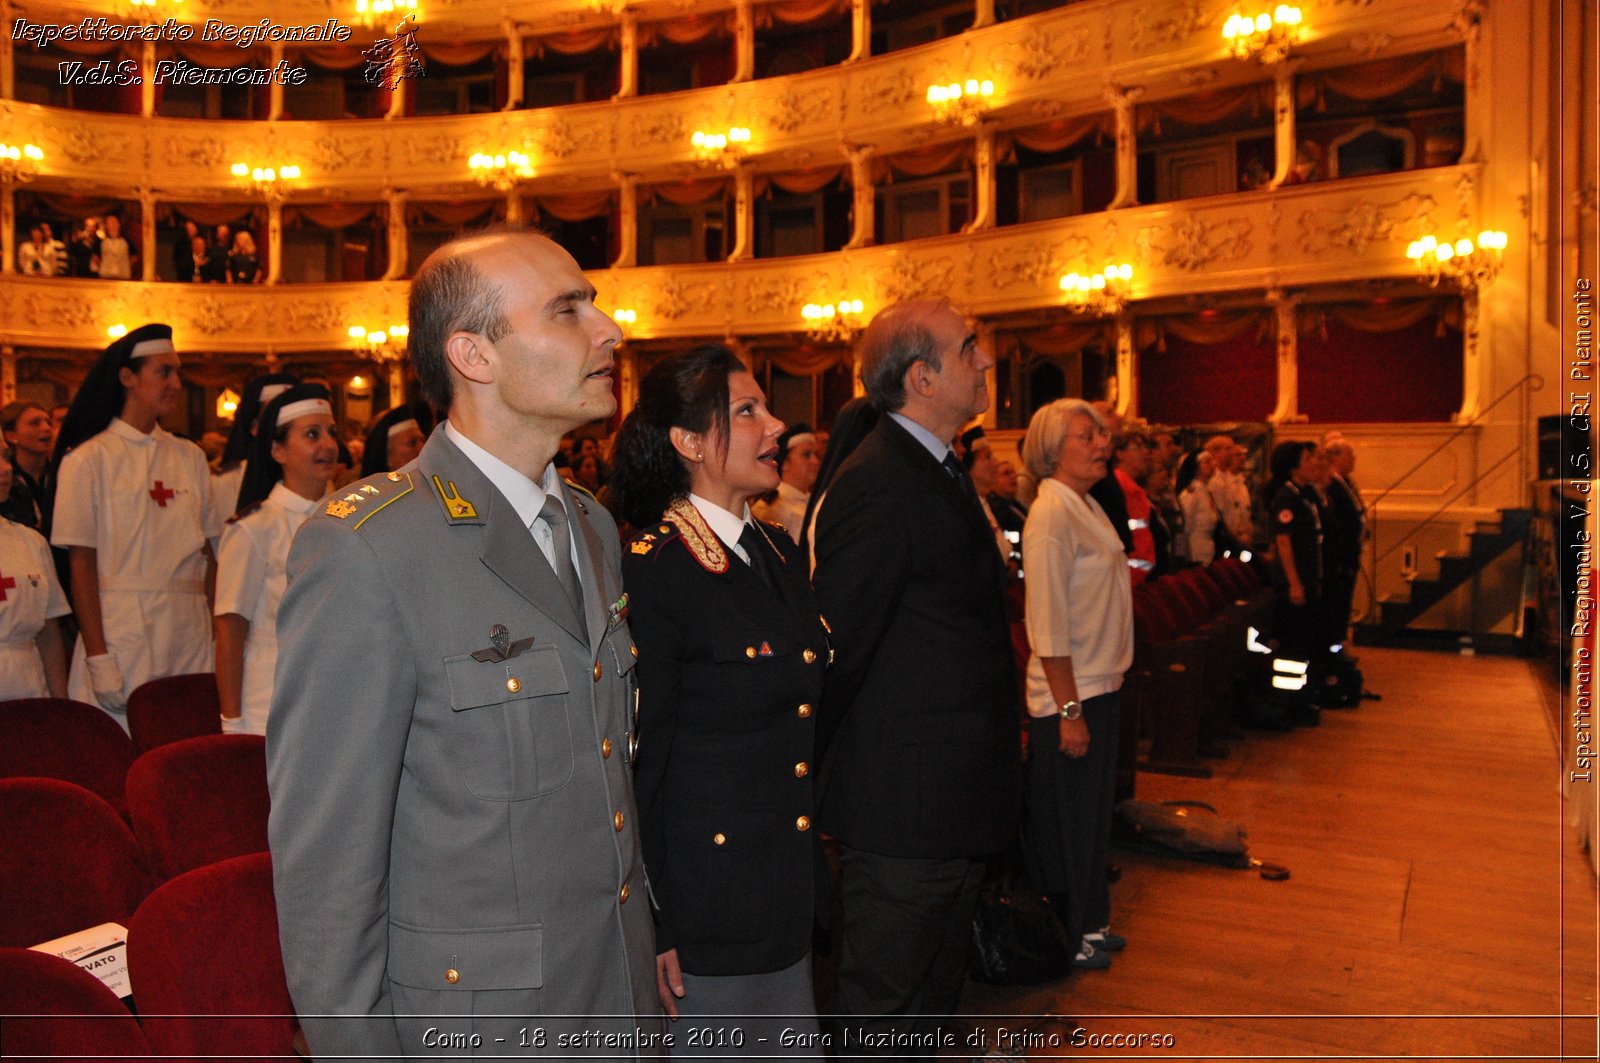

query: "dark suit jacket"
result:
(810, 417), (1021, 860)
(623, 510), (827, 976)
(1322, 475), (1364, 572)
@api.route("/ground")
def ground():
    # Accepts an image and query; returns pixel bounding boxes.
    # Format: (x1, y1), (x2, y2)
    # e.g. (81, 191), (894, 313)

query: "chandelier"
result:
(1405, 231), (1508, 289)
(613, 308), (638, 338)
(348, 324), (410, 360)
(926, 79), (994, 126)
(801, 299), (864, 344)
(231, 162), (302, 201)
(121, 0), (184, 19)
(690, 128), (751, 170)
(0, 142), (44, 184)
(1222, 6), (1303, 64)
(468, 151), (535, 192)
(353, 0), (416, 31)
(1058, 264), (1134, 316)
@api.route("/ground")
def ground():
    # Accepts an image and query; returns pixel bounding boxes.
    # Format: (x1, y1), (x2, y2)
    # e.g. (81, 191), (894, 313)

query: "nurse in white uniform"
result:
(0, 446), (69, 699)
(214, 384), (336, 735)
(51, 323), (218, 729)
(208, 373), (297, 548)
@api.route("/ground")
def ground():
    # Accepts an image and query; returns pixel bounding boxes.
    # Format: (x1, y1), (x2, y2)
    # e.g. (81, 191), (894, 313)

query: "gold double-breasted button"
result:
(631, 644), (639, 659)
(802, 649), (817, 664)
(745, 646), (757, 659)
(387, 471), (403, 482)
(445, 968), (460, 984)
(619, 884), (631, 904)
(613, 811), (625, 832)
(713, 833), (726, 846)
(602, 738), (613, 759)
(795, 816), (811, 832)
(593, 661), (603, 682)
(505, 677), (522, 693)
(797, 703), (813, 718)
(794, 762), (809, 778)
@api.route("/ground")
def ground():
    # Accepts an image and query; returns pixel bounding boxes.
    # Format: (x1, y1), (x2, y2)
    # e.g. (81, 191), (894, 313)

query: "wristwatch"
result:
(1058, 699), (1082, 721)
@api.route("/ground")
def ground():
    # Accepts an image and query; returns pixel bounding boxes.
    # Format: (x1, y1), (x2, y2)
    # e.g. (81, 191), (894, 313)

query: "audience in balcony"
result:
(202, 226), (232, 284)
(66, 218), (99, 278)
(173, 221), (199, 283)
(18, 226), (56, 276)
(96, 215), (136, 280)
(226, 231), (264, 285)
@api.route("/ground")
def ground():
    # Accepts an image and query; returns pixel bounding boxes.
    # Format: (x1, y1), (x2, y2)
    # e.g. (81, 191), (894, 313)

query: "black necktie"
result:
(942, 453), (983, 514)
(737, 524), (776, 591)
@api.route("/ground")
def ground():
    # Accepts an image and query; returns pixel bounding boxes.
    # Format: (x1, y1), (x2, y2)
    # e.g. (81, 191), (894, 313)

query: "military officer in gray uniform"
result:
(267, 228), (659, 1059)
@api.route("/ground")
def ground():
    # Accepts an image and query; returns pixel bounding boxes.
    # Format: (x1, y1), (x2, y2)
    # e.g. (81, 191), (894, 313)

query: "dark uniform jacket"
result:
(810, 416), (1021, 860)
(1270, 480), (1324, 597)
(623, 501), (827, 977)
(1321, 475), (1364, 574)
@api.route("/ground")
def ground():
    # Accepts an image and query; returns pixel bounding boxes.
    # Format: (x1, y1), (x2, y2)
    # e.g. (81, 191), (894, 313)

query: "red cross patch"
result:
(758, 641), (773, 657)
(0, 571), (13, 601)
(149, 481), (176, 507)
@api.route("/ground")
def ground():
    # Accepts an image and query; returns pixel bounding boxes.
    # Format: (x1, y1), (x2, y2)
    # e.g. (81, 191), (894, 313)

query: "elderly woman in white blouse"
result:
(1018, 398), (1134, 972)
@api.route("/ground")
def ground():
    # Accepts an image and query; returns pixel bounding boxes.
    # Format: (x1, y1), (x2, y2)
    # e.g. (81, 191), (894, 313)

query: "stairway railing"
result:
(1357, 373), (1543, 623)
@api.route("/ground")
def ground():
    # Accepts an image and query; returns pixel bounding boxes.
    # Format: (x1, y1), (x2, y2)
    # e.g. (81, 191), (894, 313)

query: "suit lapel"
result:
(879, 418), (992, 542)
(561, 481), (609, 651)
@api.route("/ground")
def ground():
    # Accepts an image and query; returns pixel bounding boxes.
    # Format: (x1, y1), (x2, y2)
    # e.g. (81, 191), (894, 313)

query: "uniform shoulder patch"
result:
(661, 498), (729, 573)
(627, 522), (681, 558)
(322, 472), (414, 528)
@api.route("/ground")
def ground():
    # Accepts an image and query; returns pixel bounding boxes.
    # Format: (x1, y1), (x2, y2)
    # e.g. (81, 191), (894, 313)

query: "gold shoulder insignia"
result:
(432, 475), (479, 521)
(662, 498), (729, 573)
(326, 499), (358, 518)
(354, 472), (412, 529)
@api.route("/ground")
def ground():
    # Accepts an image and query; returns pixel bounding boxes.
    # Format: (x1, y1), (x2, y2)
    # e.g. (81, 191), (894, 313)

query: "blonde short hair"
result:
(1021, 398), (1103, 482)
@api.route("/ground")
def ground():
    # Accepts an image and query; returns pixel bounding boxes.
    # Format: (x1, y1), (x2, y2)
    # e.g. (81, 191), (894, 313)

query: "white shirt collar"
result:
(688, 493), (754, 556)
(776, 480), (809, 505)
(887, 411), (954, 464)
(107, 417), (164, 444)
(267, 480), (319, 515)
(444, 420), (563, 528)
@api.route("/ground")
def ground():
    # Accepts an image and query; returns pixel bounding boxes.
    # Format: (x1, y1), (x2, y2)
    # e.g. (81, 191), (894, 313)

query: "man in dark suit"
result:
(267, 229), (658, 1057)
(810, 299), (1021, 1052)
(1320, 438), (1366, 650)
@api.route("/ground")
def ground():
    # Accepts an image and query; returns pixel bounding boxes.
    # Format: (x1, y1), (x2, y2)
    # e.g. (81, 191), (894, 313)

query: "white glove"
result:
(86, 653), (128, 713)
(219, 714), (248, 735)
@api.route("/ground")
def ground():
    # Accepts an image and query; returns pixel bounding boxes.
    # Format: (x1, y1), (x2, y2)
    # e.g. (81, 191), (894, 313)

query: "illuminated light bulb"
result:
(108, 324), (127, 339)
(1454, 238), (1474, 256)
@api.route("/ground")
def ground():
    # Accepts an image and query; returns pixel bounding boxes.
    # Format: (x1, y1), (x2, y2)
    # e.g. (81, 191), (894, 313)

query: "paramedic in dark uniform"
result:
(1268, 441), (1324, 663)
(609, 345), (829, 1053)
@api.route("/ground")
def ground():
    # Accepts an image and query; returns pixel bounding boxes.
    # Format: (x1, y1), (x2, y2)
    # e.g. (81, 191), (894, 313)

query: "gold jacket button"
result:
(630, 644), (639, 659)
(601, 738), (613, 759)
(745, 646), (757, 659)
(619, 883), (631, 904)
(505, 677), (521, 693)
(387, 471), (403, 482)
(795, 815), (811, 832)
(613, 811), (624, 832)
(794, 761), (809, 778)
(444, 968), (460, 984)
(593, 661), (602, 682)
(713, 832), (726, 845)
(797, 703), (812, 718)
(802, 649), (817, 664)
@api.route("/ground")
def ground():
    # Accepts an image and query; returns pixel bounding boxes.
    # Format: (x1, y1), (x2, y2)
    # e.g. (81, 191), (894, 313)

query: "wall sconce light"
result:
(348, 324), (410, 360)
(468, 151), (535, 192)
(107, 324), (128, 340)
(926, 79), (994, 126)
(231, 162), (302, 201)
(1222, 6), (1303, 64)
(0, 142), (44, 184)
(691, 128), (751, 170)
(217, 388), (242, 421)
(802, 299), (864, 344)
(1405, 231), (1507, 289)
(353, 0), (416, 31)
(613, 308), (638, 338)
(1058, 263), (1134, 315)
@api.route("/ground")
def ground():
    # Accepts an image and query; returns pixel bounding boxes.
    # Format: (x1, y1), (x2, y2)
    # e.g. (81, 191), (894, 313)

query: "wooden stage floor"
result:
(953, 646), (1599, 1061)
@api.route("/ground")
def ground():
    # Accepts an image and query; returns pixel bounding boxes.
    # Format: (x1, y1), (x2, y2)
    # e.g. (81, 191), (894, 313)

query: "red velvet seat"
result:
(126, 673), (222, 757)
(1129, 584), (1214, 778)
(0, 946), (152, 1058)
(127, 852), (298, 1061)
(0, 778), (152, 948)
(0, 698), (136, 817)
(124, 735), (270, 883)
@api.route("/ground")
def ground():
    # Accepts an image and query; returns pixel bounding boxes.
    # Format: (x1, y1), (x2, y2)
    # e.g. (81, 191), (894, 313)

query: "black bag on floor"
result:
(1315, 653), (1367, 708)
(968, 859), (1076, 986)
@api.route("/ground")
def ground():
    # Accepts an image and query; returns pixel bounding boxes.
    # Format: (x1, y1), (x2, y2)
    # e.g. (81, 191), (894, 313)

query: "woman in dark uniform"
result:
(609, 345), (829, 1053)
(1267, 441), (1324, 663)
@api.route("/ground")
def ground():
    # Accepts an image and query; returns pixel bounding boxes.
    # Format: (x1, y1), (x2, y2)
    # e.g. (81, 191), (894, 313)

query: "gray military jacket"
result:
(267, 428), (658, 1059)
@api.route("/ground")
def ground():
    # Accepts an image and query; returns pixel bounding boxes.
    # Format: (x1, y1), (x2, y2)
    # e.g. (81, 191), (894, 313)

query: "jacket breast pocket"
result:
(445, 644), (574, 801)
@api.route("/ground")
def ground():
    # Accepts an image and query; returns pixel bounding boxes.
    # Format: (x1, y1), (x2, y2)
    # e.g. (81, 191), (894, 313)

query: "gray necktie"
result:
(538, 495), (585, 623)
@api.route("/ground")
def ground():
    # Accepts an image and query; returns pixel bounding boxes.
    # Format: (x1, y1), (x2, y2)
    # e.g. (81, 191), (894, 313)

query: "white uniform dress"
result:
(208, 462), (246, 549)
(0, 518), (71, 699)
(52, 418), (217, 728)
(214, 482), (316, 736)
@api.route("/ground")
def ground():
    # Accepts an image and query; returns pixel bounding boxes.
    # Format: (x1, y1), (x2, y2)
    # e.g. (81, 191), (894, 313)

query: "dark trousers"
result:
(1023, 693), (1120, 948)
(1321, 566), (1357, 650)
(833, 845), (985, 1055)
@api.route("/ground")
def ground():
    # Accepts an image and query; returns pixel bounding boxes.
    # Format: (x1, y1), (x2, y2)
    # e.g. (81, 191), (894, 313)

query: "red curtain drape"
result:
(1138, 314), (1277, 425)
(1298, 302), (1463, 422)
